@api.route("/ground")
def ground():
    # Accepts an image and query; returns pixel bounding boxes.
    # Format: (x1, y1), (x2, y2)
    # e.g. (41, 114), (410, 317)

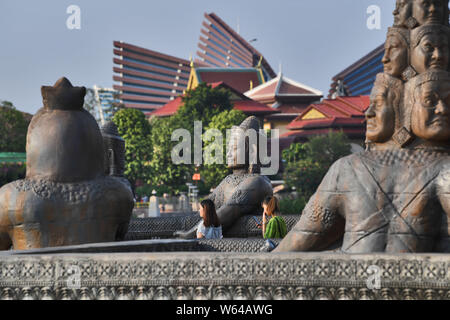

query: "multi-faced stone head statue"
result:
(383, 27), (410, 79)
(406, 70), (450, 143)
(411, 24), (450, 74)
(393, 0), (414, 28)
(365, 73), (404, 146)
(227, 116), (261, 173)
(411, 0), (448, 27)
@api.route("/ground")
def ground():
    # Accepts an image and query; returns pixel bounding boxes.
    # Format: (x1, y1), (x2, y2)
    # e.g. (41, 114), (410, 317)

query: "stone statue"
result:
(411, 0), (448, 27)
(365, 73), (405, 150)
(410, 24), (450, 74)
(393, 0), (413, 28)
(383, 27), (410, 80)
(394, 0), (449, 29)
(0, 78), (134, 250)
(175, 116), (273, 239)
(275, 2), (450, 253)
(101, 121), (126, 177)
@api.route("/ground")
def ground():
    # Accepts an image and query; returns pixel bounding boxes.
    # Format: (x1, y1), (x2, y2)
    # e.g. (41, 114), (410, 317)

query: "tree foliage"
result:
(112, 108), (152, 188)
(283, 130), (352, 199)
(0, 101), (30, 152)
(149, 83), (242, 193)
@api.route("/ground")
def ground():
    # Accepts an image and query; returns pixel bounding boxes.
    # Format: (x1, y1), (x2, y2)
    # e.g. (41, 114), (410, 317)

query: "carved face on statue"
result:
(411, 25), (450, 74)
(365, 74), (402, 143)
(411, 78), (450, 142)
(412, 0), (446, 25)
(383, 29), (409, 78)
(393, 0), (413, 27)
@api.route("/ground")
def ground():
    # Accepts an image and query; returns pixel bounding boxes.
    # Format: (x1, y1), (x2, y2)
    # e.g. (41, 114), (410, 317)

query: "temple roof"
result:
(245, 72), (323, 103)
(187, 67), (265, 94)
(150, 82), (279, 118)
(282, 95), (370, 139)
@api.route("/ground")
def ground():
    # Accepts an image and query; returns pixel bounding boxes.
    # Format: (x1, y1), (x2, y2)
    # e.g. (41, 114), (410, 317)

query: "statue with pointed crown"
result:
(275, 0), (450, 253)
(0, 78), (134, 250)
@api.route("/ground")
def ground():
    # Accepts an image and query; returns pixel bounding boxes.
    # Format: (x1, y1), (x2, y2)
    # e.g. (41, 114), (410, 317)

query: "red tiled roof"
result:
(233, 100), (279, 115)
(281, 127), (365, 139)
(149, 97), (183, 117)
(286, 96), (370, 131)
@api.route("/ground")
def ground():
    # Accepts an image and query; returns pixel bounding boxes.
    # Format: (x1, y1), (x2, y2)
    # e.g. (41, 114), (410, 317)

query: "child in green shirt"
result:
(261, 196), (287, 240)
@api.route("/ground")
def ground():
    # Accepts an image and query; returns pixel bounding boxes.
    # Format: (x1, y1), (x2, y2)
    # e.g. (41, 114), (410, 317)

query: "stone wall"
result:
(0, 251), (448, 300)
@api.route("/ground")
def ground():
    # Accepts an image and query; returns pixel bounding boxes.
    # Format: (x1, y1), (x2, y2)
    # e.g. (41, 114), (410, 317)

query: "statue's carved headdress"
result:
(41, 77), (86, 110)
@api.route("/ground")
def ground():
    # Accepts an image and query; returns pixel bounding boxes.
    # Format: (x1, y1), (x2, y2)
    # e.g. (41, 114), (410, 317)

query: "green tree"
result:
(112, 108), (152, 189)
(0, 101), (30, 152)
(148, 115), (190, 192)
(149, 83), (238, 193)
(283, 130), (352, 199)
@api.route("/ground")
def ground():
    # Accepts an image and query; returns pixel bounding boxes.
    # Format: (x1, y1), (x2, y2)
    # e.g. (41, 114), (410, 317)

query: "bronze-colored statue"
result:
(275, 72), (450, 253)
(365, 73), (405, 150)
(175, 116), (273, 239)
(101, 121), (126, 177)
(394, 0), (449, 29)
(275, 1), (450, 253)
(382, 28), (410, 79)
(411, 0), (448, 26)
(407, 70), (450, 145)
(410, 24), (450, 74)
(0, 78), (134, 250)
(393, 0), (413, 28)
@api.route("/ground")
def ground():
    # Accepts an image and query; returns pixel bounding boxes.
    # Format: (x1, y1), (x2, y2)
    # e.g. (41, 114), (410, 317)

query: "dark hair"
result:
(200, 199), (220, 227)
(262, 196), (279, 217)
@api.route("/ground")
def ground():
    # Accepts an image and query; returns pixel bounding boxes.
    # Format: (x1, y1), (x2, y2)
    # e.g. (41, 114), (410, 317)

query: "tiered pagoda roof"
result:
(150, 82), (279, 118)
(245, 72), (323, 121)
(282, 95), (370, 140)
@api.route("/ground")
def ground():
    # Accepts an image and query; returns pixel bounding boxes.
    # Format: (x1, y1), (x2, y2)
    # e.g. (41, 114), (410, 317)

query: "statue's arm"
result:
(0, 188), (12, 250)
(217, 176), (272, 230)
(274, 161), (346, 252)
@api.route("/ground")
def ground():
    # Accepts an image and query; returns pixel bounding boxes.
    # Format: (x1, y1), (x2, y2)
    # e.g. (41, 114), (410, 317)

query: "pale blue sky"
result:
(0, 0), (396, 114)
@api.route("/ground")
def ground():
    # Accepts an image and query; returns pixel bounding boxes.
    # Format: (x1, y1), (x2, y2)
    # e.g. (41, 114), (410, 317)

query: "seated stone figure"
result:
(274, 71), (450, 253)
(175, 116), (273, 239)
(0, 78), (134, 250)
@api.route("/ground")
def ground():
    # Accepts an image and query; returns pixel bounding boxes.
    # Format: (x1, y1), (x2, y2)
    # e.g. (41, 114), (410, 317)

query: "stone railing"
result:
(0, 240), (449, 300)
(125, 215), (301, 240)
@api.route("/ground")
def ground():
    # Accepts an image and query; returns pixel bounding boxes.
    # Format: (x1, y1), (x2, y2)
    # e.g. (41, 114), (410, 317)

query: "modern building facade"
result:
(197, 13), (276, 81)
(113, 41), (191, 113)
(328, 44), (384, 98)
(93, 86), (120, 125)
